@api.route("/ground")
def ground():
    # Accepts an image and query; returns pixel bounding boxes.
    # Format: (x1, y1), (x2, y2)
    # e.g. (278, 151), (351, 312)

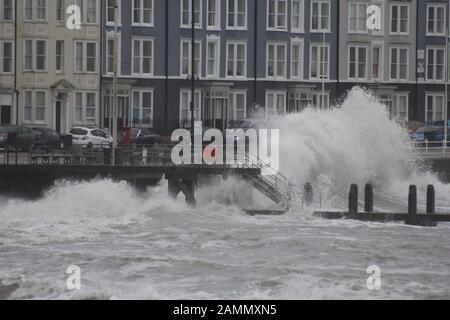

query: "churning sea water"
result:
(0, 88), (449, 300)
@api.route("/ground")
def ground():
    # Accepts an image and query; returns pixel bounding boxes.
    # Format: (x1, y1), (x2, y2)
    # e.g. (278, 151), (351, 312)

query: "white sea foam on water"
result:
(0, 87), (450, 300)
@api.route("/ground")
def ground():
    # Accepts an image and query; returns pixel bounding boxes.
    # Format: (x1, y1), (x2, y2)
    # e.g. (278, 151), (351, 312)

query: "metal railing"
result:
(411, 141), (450, 158)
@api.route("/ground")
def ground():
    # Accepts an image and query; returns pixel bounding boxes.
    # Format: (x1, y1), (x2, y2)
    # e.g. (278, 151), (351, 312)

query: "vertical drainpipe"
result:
(164, 0), (169, 132)
(253, 0), (258, 109)
(415, 0), (419, 121)
(336, 0), (340, 103)
(14, 0), (18, 125)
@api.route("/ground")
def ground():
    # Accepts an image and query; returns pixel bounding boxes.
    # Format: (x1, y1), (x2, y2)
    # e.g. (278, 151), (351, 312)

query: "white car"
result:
(68, 127), (113, 148)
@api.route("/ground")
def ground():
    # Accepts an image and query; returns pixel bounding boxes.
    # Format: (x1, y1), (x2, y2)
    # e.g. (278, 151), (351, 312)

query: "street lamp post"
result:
(321, 29), (326, 109)
(190, 0), (196, 135)
(445, 27), (449, 153)
(112, 0), (119, 165)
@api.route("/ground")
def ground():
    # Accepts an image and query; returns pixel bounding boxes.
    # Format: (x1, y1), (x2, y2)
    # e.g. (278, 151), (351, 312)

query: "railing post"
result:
(408, 185), (417, 216)
(426, 185), (435, 214)
(364, 183), (374, 213)
(348, 184), (358, 214)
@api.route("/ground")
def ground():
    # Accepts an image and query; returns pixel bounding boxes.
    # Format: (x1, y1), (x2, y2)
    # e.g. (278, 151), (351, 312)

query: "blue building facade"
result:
(101, 0), (340, 133)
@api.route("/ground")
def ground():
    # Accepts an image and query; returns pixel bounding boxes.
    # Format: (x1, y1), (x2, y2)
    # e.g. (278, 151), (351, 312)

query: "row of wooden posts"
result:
(348, 183), (436, 215)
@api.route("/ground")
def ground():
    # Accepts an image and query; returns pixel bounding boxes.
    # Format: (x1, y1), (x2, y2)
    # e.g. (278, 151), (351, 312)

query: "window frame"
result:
(266, 42), (287, 79)
(389, 47), (409, 81)
(132, 0), (154, 27)
(309, 43), (330, 80)
(427, 4), (446, 36)
(426, 46), (446, 81)
(180, 0), (202, 29)
(265, 90), (287, 117)
(74, 40), (97, 74)
(180, 39), (202, 77)
(291, 0), (304, 33)
(290, 38), (304, 80)
(348, 1), (368, 34)
(132, 89), (154, 127)
(23, 90), (47, 124)
(1, 0), (15, 22)
(267, 0), (288, 31)
(206, 36), (220, 78)
(310, 0), (330, 32)
(425, 93), (445, 124)
(390, 3), (409, 35)
(23, 38), (47, 72)
(226, 41), (247, 79)
(0, 39), (14, 74)
(348, 45), (368, 81)
(131, 37), (154, 76)
(226, 0), (247, 30)
(207, 0), (221, 30)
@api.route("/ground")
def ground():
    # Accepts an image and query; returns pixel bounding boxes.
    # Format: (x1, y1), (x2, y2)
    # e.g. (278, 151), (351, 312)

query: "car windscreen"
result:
(70, 128), (88, 135)
(141, 128), (155, 135)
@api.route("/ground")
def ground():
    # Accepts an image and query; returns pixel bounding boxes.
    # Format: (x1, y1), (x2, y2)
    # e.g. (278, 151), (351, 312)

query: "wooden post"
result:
(426, 185), (435, 214)
(348, 184), (358, 214)
(408, 185), (417, 215)
(364, 183), (374, 213)
(304, 183), (313, 206)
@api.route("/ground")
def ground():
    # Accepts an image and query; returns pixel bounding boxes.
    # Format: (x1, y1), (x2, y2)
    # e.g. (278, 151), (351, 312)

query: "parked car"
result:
(432, 120), (450, 128)
(68, 127), (113, 148)
(411, 126), (448, 147)
(120, 127), (162, 145)
(32, 127), (61, 148)
(0, 125), (36, 150)
(404, 121), (425, 134)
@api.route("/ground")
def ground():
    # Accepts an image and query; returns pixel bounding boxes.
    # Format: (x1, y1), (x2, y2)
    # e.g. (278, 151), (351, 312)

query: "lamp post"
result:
(445, 26), (449, 152)
(112, 0), (119, 165)
(321, 28), (326, 109)
(190, 0), (196, 135)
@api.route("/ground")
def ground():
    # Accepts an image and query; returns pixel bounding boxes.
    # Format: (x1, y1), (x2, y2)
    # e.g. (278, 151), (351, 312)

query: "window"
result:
(427, 48), (445, 81)
(23, 0), (47, 21)
(426, 94), (444, 124)
(206, 38), (219, 77)
(1, 0), (14, 21)
(427, 5), (445, 36)
(24, 90), (47, 123)
(106, 0), (120, 24)
(349, 2), (367, 33)
(391, 94), (408, 122)
(181, 0), (201, 28)
(311, 0), (330, 32)
(229, 91), (246, 121)
(0, 40), (13, 73)
(310, 43), (329, 80)
(207, 0), (220, 29)
(132, 38), (153, 75)
(348, 46), (367, 80)
(56, 0), (63, 22)
(74, 41), (97, 73)
(227, 42), (246, 77)
(56, 40), (64, 73)
(390, 47), (408, 80)
(288, 91), (311, 113)
(291, 0), (303, 32)
(266, 91), (286, 116)
(291, 40), (303, 79)
(267, 0), (287, 30)
(267, 43), (286, 78)
(312, 92), (329, 109)
(106, 36), (121, 75)
(390, 4), (409, 34)
(23, 39), (47, 71)
(227, 0), (247, 29)
(132, 90), (153, 127)
(133, 0), (153, 26)
(180, 40), (201, 76)
(372, 46), (382, 80)
(75, 92), (97, 123)
(180, 89), (201, 128)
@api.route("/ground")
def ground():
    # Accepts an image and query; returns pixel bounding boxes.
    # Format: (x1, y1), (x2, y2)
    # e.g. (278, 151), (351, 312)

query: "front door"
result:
(0, 105), (11, 125)
(55, 100), (62, 133)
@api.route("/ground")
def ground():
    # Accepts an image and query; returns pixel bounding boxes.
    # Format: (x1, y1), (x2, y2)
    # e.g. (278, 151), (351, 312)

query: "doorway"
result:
(0, 105), (11, 125)
(54, 94), (67, 134)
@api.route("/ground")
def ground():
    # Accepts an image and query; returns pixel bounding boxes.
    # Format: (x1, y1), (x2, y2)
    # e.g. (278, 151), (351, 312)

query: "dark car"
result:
(0, 125), (36, 150)
(32, 127), (61, 148)
(121, 128), (162, 145)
